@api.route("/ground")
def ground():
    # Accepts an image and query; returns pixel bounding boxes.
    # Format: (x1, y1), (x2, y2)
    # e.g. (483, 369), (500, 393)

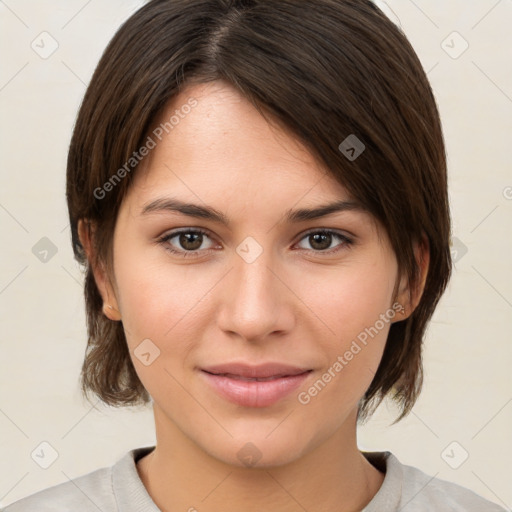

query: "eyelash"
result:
(157, 228), (353, 259)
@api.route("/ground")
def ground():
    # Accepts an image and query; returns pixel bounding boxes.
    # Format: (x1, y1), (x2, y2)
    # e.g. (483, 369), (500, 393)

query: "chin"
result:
(196, 426), (315, 469)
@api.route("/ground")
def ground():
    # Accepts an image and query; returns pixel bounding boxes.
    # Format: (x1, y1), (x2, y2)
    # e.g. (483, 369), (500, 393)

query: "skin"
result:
(79, 79), (429, 512)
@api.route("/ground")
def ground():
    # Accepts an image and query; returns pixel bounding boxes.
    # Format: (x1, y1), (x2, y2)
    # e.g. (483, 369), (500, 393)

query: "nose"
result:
(216, 246), (295, 344)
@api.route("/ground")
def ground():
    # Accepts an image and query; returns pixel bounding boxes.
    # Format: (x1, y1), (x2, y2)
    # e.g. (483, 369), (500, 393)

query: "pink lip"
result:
(200, 362), (312, 407)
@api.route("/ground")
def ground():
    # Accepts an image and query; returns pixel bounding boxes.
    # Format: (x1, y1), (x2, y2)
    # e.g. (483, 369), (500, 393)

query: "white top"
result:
(2, 446), (507, 511)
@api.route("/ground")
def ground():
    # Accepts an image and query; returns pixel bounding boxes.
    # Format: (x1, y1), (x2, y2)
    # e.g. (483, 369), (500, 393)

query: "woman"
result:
(4, 0), (506, 510)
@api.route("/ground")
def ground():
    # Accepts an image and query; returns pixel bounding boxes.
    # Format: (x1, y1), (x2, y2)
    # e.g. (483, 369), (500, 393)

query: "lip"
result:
(200, 362), (313, 407)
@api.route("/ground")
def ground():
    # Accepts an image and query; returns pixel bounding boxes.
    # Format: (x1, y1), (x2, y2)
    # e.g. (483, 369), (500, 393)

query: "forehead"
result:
(128, 80), (353, 206)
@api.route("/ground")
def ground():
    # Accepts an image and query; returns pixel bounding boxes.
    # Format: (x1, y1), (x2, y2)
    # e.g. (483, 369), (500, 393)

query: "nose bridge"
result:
(217, 238), (293, 341)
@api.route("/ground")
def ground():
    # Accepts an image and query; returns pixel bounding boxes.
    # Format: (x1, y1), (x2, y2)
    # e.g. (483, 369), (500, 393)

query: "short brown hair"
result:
(67, 0), (452, 422)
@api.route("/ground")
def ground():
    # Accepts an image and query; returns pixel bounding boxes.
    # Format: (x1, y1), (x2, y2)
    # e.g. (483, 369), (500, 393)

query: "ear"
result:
(394, 234), (430, 321)
(78, 219), (122, 321)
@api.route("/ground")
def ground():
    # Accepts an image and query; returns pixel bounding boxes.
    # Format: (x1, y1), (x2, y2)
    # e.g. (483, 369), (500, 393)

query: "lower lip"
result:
(201, 370), (311, 407)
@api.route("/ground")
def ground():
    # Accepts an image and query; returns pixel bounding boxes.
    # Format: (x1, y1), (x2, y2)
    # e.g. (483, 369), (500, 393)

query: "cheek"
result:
(301, 257), (396, 342)
(294, 258), (396, 399)
(113, 235), (211, 339)
(113, 257), (210, 395)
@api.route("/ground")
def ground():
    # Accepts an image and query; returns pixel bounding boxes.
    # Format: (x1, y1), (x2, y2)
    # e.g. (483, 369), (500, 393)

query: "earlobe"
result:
(102, 302), (122, 322)
(78, 219), (122, 322)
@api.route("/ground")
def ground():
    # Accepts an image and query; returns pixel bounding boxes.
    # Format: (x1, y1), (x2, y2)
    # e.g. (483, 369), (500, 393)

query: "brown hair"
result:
(67, 0), (452, 422)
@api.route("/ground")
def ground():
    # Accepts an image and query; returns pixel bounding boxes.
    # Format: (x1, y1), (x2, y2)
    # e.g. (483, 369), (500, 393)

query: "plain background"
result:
(0, 0), (511, 509)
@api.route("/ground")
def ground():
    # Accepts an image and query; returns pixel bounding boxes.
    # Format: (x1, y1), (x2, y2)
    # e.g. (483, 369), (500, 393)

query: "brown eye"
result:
(296, 230), (353, 254)
(308, 232), (333, 251)
(178, 232), (204, 251)
(158, 228), (216, 258)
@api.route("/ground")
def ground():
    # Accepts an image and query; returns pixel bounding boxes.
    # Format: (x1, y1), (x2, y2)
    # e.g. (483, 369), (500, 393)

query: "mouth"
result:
(201, 362), (312, 379)
(200, 363), (313, 407)
(202, 372), (307, 382)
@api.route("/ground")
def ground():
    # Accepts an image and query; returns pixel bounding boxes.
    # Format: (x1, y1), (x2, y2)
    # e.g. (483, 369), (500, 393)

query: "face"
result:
(92, 80), (410, 468)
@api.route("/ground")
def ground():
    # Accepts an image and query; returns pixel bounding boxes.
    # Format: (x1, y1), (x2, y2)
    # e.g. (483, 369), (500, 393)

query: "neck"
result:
(137, 407), (384, 512)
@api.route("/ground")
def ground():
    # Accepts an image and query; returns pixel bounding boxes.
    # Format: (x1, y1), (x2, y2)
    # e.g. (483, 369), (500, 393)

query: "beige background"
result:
(0, 0), (511, 509)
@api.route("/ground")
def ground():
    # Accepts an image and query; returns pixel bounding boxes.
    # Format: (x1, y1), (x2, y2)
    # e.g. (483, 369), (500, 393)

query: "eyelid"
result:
(297, 226), (354, 241)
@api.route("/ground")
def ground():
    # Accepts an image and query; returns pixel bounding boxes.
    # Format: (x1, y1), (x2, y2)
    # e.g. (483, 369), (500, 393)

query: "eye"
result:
(157, 228), (353, 259)
(158, 228), (217, 258)
(295, 229), (353, 254)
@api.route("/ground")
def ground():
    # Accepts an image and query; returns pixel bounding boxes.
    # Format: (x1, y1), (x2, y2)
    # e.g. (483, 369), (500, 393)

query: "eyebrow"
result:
(140, 197), (368, 226)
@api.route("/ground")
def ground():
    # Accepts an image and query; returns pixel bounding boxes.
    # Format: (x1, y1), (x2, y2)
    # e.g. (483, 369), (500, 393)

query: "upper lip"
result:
(201, 362), (312, 379)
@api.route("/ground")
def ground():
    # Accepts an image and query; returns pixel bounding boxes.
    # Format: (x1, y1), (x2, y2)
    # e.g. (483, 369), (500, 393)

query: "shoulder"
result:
(2, 446), (156, 512)
(387, 451), (506, 511)
(1, 466), (114, 511)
